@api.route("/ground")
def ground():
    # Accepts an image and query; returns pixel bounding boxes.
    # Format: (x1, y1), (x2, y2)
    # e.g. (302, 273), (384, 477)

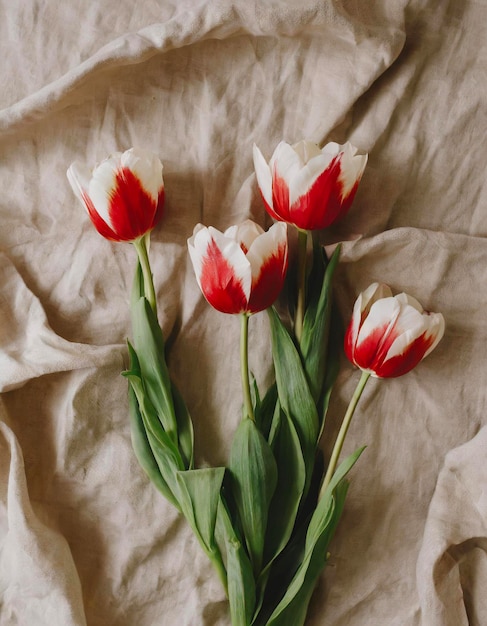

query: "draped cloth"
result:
(1, 1), (486, 624)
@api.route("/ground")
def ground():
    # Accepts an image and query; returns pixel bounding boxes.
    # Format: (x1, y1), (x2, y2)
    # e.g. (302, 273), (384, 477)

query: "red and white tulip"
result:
(344, 283), (445, 378)
(187, 220), (288, 315)
(67, 147), (164, 242)
(253, 140), (367, 231)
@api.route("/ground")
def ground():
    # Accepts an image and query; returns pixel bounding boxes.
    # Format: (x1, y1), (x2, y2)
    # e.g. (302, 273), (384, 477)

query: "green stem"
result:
(321, 370), (370, 493)
(295, 229), (308, 344)
(133, 234), (157, 315)
(240, 313), (255, 422)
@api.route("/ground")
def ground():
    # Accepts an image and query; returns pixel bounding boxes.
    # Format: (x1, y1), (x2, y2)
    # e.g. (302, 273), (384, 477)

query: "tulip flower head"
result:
(67, 147), (165, 242)
(253, 140), (367, 231)
(188, 220), (288, 315)
(345, 283), (445, 378)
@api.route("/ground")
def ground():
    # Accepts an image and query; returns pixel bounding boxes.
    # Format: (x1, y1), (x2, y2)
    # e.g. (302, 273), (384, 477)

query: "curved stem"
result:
(321, 370), (370, 493)
(295, 228), (308, 344)
(133, 234), (157, 315)
(240, 313), (255, 422)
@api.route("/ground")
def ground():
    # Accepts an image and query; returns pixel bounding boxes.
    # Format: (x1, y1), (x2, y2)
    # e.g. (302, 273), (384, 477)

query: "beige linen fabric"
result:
(0, 0), (485, 624)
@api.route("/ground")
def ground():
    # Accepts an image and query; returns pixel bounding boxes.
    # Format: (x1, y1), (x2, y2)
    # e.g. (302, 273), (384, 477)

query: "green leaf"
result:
(264, 501), (336, 626)
(131, 296), (178, 442)
(267, 307), (319, 493)
(127, 384), (180, 511)
(264, 447), (365, 626)
(131, 260), (144, 307)
(176, 468), (226, 554)
(306, 446), (365, 548)
(132, 260), (194, 469)
(264, 409), (306, 562)
(124, 371), (184, 471)
(229, 418), (278, 576)
(219, 499), (256, 626)
(124, 343), (185, 509)
(300, 244), (341, 407)
(171, 382), (194, 470)
(254, 383), (278, 441)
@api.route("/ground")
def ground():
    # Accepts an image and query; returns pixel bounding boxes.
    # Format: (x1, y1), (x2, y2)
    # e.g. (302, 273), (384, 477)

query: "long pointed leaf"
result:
(127, 384), (181, 510)
(300, 244), (340, 407)
(229, 419), (278, 577)
(265, 410), (306, 562)
(264, 448), (365, 625)
(219, 499), (256, 626)
(267, 308), (319, 493)
(131, 296), (178, 442)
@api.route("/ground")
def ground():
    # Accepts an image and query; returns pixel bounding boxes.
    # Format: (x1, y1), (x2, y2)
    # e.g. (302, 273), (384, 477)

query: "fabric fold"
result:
(416, 426), (487, 626)
(0, 413), (87, 626)
(0, 254), (125, 392)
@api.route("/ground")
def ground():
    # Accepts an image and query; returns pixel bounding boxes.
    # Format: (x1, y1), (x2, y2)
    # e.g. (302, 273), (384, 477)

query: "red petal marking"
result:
(287, 155), (359, 230)
(373, 332), (435, 378)
(152, 187), (165, 229)
(270, 169), (292, 222)
(344, 317), (359, 364)
(248, 243), (288, 313)
(259, 190), (283, 223)
(106, 167), (160, 241)
(200, 239), (248, 314)
(352, 320), (401, 373)
(82, 191), (121, 240)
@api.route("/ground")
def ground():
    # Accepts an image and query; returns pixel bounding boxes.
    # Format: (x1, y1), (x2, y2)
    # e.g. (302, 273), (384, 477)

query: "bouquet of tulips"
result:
(67, 141), (445, 625)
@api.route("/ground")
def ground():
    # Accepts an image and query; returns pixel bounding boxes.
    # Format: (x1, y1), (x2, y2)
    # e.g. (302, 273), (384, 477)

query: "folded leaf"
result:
(131, 296), (178, 443)
(176, 468), (226, 555)
(127, 384), (180, 511)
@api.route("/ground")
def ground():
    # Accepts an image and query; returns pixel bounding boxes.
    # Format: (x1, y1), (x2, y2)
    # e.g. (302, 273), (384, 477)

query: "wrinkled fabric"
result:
(0, 0), (485, 624)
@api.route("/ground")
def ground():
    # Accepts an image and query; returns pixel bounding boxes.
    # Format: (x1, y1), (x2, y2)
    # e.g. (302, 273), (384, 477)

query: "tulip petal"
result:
(188, 226), (251, 314)
(381, 310), (445, 365)
(253, 144), (274, 211)
(270, 142), (303, 223)
(394, 292), (424, 313)
(288, 155), (344, 229)
(422, 313), (445, 358)
(374, 313), (445, 378)
(270, 142), (303, 182)
(291, 140), (322, 163)
(338, 143), (368, 200)
(225, 219), (264, 254)
(121, 148), (164, 204)
(87, 155), (120, 226)
(67, 161), (120, 240)
(287, 152), (338, 208)
(66, 161), (91, 205)
(353, 297), (401, 370)
(246, 222), (288, 313)
(360, 283), (394, 314)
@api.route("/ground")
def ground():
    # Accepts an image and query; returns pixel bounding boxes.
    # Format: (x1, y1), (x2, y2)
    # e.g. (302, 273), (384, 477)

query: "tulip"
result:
(253, 140), (367, 231)
(67, 147), (164, 242)
(187, 220), (288, 315)
(344, 283), (445, 378)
